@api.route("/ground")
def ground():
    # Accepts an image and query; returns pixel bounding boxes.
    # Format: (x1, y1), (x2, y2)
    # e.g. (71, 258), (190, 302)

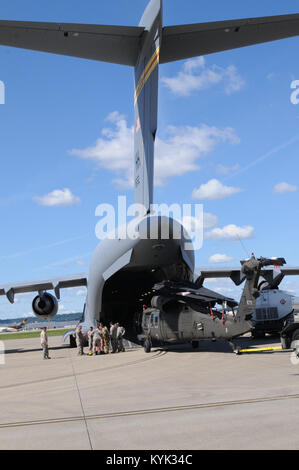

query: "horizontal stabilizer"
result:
(160, 14), (299, 63)
(0, 20), (144, 65)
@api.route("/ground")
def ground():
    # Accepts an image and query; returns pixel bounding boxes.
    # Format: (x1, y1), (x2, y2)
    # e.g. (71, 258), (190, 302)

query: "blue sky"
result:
(1, 0), (299, 319)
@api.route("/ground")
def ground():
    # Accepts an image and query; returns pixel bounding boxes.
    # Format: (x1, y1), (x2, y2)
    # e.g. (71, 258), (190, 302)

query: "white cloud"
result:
(192, 179), (242, 200)
(70, 111), (133, 188)
(33, 188), (80, 207)
(205, 224), (254, 240)
(70, 112), (239, 188)
(161, 56), (245, 96)
(208, 253), (235, 263)
(155, 125), (239, 187)
(273, 182), (297, 194)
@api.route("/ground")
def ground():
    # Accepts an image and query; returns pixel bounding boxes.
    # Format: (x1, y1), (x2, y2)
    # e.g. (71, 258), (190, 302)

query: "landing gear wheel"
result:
(144, 338), (152, 353)
(191, 341), (199, 349)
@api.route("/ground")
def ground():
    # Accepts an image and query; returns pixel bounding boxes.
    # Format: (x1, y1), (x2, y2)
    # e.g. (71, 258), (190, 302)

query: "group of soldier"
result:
(74, 321), (126, 356)
(39, 321), (126, 359)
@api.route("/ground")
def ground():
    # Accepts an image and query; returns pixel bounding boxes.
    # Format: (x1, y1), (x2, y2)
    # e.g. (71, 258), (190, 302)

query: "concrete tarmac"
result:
(0, 334), (299, 450)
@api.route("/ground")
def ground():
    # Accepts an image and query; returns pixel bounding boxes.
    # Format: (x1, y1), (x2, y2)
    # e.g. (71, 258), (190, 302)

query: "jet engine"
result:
(32, 292), (58, 319)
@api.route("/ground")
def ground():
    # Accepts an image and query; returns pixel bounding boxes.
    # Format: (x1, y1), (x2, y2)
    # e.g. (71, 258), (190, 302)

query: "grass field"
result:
(0, 329), (70, 341)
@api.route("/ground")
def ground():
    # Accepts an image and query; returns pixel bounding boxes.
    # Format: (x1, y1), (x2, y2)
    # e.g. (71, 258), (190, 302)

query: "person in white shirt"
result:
(40, 327), (50, 359)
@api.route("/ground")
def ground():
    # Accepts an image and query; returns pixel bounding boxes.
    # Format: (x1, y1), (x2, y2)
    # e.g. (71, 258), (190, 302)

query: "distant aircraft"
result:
(0, 319), (27, 333)
(0, 0), (299, 348)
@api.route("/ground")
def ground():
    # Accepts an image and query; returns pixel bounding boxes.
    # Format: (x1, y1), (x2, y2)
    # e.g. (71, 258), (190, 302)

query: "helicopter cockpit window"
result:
(150, 312), (159, 328)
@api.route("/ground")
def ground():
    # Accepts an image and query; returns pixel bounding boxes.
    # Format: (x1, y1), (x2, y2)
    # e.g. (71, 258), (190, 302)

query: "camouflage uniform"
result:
(110, 323), (118, 353)
(40, 329), (50, 359)
(75, 327), (84, 355)
(87, 328), (94, 353)
(101, 326), (110, 354)
(93, 328), (102, 355)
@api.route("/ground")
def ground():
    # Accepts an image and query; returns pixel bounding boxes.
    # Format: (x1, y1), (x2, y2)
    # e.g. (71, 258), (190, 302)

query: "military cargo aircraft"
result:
(0, 0), (299, 349)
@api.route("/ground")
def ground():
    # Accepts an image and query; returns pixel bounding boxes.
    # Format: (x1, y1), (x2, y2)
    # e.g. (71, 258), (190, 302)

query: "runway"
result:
(1, 335), (299, 450)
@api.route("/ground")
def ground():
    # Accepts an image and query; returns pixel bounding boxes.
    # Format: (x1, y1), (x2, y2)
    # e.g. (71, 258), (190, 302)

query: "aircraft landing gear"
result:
(144, 338), (152, 353)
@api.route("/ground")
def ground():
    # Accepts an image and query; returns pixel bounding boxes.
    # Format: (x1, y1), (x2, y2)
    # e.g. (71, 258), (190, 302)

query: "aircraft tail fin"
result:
(17, 319), (27, 329)
(1, 1), (299, 214)
(133, 0), (162, 213)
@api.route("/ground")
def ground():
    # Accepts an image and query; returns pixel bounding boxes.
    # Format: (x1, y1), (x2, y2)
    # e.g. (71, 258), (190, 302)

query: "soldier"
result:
(87, 327), (94, 355)
(40, 327), (50, 359)
(100, 322), (110, 354)
(110, 321), (118, 353)
(93, 326), (102, 355)
(116, 322), (126, 352)
(75, 325), (84, 356)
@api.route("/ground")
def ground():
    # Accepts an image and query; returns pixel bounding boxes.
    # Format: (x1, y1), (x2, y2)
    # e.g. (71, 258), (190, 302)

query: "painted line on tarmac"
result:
(1, 392), (299, 430)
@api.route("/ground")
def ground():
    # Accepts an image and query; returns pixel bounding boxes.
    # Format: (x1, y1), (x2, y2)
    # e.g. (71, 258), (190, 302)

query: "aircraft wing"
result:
(280, 267), (299, 276)
(0, 273), (88, 304)
(0, 20), (144, 65)
(196, 265), (299, 286)
(160, 14), (299, 63)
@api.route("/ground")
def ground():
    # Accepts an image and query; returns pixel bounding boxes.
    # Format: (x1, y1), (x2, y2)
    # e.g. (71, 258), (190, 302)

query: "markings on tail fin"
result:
(134, 46), (160, 106)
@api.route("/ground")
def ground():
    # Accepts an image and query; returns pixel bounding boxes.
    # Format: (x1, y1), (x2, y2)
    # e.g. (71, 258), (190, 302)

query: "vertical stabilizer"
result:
(134, 0), (162, 213)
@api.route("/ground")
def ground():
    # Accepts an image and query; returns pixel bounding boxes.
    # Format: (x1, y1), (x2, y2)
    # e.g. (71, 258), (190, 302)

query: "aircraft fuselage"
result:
(83, 214), (195, 342)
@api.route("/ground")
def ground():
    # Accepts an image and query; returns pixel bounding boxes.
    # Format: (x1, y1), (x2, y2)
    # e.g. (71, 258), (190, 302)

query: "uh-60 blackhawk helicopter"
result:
(139, 255), (288, 353)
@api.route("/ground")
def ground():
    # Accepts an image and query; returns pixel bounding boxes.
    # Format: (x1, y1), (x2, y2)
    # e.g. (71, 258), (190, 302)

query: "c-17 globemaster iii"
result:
(1, 0), (299, 351)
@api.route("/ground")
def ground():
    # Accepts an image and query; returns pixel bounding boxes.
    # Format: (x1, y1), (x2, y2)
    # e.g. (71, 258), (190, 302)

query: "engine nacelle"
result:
(32, 292), (58, 319)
